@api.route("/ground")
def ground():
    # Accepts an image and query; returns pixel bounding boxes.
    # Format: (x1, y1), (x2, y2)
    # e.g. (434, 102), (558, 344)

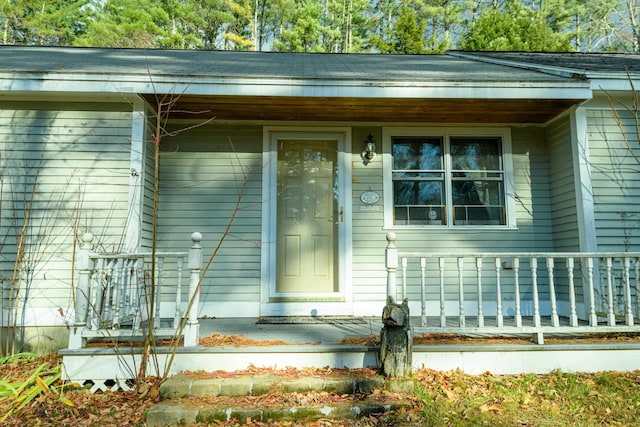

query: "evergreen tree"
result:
(161, 0), (233, 49)
(390, 5), (426, 53)
(272, 0), (324, 52)
(222, 0), (254, 50)
(1, 0), (89, 45)
(369, 3), (426, 53)
(419, 0), (467, 53)
(322, 0), (371, 52)
(73, 0), (170, 48)
(461, 2), (573, 51)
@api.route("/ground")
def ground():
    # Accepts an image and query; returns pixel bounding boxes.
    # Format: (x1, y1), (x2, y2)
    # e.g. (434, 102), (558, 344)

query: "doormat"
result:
(257, 316), (368, 325)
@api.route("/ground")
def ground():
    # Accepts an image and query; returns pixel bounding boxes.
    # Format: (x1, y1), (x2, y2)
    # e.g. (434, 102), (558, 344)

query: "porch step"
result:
(146, 372), (415, 426)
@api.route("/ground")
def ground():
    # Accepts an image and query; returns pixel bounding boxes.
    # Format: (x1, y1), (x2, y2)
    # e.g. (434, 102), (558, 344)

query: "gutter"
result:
(0, 71), (592, 100)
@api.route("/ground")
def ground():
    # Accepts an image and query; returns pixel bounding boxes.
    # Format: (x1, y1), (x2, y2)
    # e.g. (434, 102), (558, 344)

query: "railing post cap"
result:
(81, 232), (94, 244)
(191, 232), (203, 243)
(386, 232), (397, 243)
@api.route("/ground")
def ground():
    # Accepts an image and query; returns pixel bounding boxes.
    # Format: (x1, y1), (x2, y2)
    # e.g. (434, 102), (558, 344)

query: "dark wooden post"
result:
(379, 296), (412, 377)
(380, 233), (413, 377)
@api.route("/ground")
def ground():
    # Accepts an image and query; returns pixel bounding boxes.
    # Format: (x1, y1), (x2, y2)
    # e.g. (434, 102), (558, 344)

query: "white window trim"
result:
(382, 127), (517, 230)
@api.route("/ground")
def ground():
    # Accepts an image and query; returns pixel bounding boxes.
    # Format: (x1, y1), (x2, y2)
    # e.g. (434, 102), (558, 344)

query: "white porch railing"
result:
(385, 232), (640, 344)
(68, 232), (202, 349)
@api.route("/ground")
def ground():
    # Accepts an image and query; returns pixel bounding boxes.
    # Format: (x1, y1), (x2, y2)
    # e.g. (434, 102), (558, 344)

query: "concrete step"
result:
(147, 372), (416, 426)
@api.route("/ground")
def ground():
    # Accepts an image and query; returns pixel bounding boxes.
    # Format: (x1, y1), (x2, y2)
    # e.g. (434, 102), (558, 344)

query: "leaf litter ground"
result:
(3, 332), (640, 426)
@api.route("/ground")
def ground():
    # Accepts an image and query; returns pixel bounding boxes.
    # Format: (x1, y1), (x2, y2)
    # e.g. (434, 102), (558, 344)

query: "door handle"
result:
(340, 207), (344, 222)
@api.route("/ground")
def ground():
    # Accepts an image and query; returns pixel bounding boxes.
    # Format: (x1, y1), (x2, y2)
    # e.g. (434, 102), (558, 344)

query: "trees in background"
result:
(0, 0), (638, 52)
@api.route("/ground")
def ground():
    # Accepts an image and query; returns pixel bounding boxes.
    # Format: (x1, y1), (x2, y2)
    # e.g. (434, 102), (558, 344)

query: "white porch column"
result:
(571, 106), (597, 253)
(123, 98), (147, 252)
(570, 105), (599, 317)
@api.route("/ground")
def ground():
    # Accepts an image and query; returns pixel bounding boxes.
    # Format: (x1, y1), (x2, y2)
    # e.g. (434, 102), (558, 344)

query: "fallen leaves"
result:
(198, 333), (318, 347)
(4, 350), (640, 426)
(184, 365), (380, 380)
(0, 354), (161, 427)
(0, 353), (68, 423)
(341, 332), (640, 346)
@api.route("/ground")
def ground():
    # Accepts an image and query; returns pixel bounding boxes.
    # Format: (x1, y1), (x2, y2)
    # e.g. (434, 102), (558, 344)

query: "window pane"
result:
(450, 137), (501, 171)
(452, 179), (503, 206)
(453, 180), (505, 225)
(390, 133), (507, 227)
(394, 180), (444, 205)
(392, 137), (443, 170)
(454, 205), (504, 225)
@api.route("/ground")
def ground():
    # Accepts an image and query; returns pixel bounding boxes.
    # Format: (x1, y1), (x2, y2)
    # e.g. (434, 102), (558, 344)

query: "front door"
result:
(262, 129), (352, 316)
(277, 139), (338, 293)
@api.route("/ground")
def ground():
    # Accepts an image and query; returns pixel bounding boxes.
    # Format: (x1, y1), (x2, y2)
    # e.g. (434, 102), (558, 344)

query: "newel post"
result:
(380, 232), (412, 378)
(184, 232), (202, 347)
(385, 232), (398, 300)
(69, 232), (93, 349)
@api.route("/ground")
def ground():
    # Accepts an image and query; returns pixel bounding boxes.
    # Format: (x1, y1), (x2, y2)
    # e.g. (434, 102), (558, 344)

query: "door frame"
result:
(260, 127), (353, 316)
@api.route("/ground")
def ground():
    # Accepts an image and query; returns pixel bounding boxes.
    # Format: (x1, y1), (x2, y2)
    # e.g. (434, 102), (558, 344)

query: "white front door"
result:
(261, 129), (352, 316)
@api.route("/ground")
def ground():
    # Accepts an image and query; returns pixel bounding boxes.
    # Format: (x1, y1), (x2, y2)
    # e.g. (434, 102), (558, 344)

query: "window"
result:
(384, 129), (513, 228)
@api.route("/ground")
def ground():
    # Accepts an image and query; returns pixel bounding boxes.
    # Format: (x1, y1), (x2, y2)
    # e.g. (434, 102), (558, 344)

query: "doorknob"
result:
(340, 207), (344, 222)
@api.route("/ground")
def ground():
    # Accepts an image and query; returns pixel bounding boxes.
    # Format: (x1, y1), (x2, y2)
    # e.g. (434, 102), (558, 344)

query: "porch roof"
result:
(0, 46), (592, 123)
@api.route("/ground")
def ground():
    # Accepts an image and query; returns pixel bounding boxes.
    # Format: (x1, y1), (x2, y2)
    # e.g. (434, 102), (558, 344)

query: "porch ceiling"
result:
(142, 95), (581, 124)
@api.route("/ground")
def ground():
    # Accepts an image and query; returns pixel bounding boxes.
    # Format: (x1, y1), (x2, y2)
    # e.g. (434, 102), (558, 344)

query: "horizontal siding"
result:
(588, 108), (640, 252)
(156, 124), (263, 306)
(0, 102), (134, 318)
(155, 123), (567, 311)
(351, 126), (556, 303)
(547, 115), (580, 251)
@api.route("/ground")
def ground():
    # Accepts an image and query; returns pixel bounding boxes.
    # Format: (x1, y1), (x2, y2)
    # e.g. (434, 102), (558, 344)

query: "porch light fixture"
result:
(361, 134), (376, 165)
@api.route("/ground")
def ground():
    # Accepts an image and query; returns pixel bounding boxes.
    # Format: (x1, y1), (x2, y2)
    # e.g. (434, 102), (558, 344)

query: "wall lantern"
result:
(361, 134), (376, 165)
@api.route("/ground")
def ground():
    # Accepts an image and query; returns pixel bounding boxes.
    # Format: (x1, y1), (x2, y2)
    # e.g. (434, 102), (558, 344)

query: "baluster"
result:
(123, 259), (134, 321)
(476, 258), (484, 327)
(495, 257), (503, 327)
(420, 257), (427, 327)
(439, 257), (446, 327)
(458, 257), (465, 327)
(587, 258), (598, 326)
(91, 258), (106, 330)
(606, 257), (616, 326)
(175, 257), (184, 328)
(635, 258), (640, 319)
(133, 258), (145, 332)
(531, 258), (541, 328)
(111, 258), (124, 329)
(531, 258), (544, 344)
(514, 258), (522, 328)
(623, 257), (634, 325)
(547, 258), (559, 327)
(101, 260), (113, 326)
(401, 257), (408, 301)
(155, 256), (164, 328)
(567, 257), (578, 327)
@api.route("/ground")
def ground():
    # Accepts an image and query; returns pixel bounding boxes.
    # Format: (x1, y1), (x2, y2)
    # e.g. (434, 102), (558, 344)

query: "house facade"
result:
(1, 47), (640, 351)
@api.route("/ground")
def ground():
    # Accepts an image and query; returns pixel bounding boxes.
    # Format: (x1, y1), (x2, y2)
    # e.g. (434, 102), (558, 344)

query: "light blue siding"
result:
(0, 102), (134, 321)
(156, 125), (264, 309)
(588, 107), (640, 252)
(547, 115), (580, 251)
